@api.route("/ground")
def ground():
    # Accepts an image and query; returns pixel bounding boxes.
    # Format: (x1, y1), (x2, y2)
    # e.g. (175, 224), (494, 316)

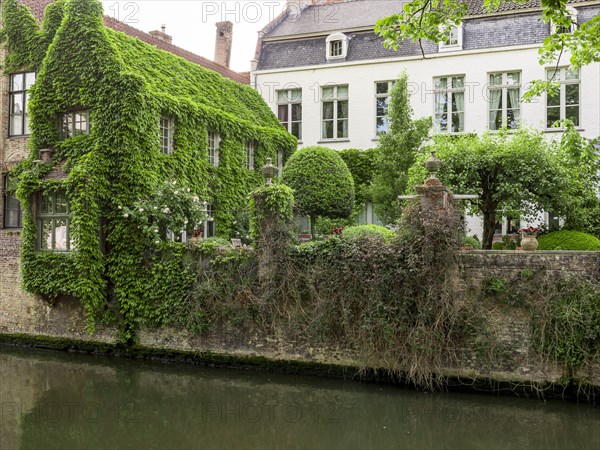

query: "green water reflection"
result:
(0, 346), (598, 450)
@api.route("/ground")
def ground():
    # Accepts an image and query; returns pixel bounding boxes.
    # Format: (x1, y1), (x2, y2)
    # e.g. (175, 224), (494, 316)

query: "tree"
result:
(281, 146), (355, 237)
(408, 129), (576, 249)
(370, 72), (430, 225)
(375, 0), (600, 98)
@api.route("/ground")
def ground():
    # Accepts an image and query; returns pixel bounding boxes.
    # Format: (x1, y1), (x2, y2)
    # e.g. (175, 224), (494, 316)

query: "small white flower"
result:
(192, 196), (199, 202)
(174, 191), (179, 195)
(184, 219), (189, 225)
(233, 220), (237, 225)
(203, 201), (208, 206)
(154, 206), (158, 210)
(139, 208), (144, 213)
(186, 188), (191, 193)
(208, 217), (214, 222)
(154, 228), (159, 233)
(118, 206), (122, 210)
(124, 213), (129, 218)
(172, 180), (177, 185)
(155, 240), (160, 244)
(163, 207), (171, 214)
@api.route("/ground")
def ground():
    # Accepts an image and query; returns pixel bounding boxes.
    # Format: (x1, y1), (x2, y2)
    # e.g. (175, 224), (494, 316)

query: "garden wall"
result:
(1, 230), (599, 392)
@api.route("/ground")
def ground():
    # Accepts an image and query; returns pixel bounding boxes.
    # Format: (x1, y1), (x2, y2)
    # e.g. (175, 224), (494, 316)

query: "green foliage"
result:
(342, 224), (395, 242)
(484, 277), (508, 295)
(370, 72), (431, 225)
(338, 148), (377, 206)
(3, 0), (295, 334)
(409, 129), (575, 249)
(282, 146), (355, 236)
(491, 242), (505, 250)
(531, 279), (600, 369)
(375, 0), (600, 99)
(462, 235), (481, 249)
(537, 231), (600, 251)
(249, 183), (295, 240)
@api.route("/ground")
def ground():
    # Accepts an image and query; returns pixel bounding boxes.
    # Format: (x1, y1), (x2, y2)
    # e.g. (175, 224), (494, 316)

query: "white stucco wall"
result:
(253, 44), (600, 151)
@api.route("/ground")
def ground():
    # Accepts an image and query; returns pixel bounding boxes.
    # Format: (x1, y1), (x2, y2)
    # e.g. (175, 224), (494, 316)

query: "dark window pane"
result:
(323, 102), (334, 120)
(547, 107), (560, 127)
(278, 105), (289, 123)
(337, 119), (348, 138)
(291, 103), (302, 121)
(376, 82), (389, 94)
(291, 122), (301, 139)
(566, 84), (579, 105)
(566, 106), (579, 126)
(337, 100), (348, 119)
(322, 120), (333, 139)
(547, 92), (560, 107)
(376, 98), (388, 116)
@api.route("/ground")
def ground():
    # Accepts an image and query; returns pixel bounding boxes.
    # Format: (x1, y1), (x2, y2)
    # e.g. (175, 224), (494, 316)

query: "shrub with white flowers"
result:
(121, 180), (209, 243)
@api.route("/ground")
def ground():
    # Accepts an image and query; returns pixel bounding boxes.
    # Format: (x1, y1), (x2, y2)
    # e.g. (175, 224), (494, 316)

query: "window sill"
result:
(545, 127), (584, 133)
(8, 135), (30, 140)
(317, 139), (350, 144)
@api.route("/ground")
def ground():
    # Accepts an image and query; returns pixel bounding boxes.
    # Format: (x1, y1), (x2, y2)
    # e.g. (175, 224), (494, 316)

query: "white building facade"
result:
(251, 0), (600, 237)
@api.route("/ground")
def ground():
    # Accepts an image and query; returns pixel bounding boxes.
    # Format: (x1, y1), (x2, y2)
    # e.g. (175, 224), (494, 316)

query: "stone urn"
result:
(521, 234), (539, 251)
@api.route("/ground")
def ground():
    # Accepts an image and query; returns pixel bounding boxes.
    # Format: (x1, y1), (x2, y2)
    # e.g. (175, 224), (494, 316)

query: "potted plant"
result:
(520, 226), (540, 251)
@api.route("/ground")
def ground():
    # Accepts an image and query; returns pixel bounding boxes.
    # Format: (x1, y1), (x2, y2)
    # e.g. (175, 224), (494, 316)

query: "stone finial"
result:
(262, 158), (278, 185)
(423, 150), (443, 186)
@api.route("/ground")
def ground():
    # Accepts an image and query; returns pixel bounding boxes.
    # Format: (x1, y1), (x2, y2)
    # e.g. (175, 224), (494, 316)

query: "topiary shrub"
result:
(282, 146), (355, 238)
(342, 224), (395, 242)
(537, 231), (600, 251)
(463, 235), (482, 249)
(491, 242), (506, 250)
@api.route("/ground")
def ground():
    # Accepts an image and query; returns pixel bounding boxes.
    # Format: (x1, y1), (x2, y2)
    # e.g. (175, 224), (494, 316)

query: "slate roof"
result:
(17, 0), (250, 84)
(264, 0), (593, 38)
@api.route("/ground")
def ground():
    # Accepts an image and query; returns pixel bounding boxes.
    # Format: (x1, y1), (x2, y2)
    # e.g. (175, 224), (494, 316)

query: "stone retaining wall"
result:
(1, 230), (599, 391)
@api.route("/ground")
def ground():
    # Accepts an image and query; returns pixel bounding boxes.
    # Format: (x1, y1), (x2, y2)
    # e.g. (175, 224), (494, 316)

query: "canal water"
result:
(1, 346), (598, 450)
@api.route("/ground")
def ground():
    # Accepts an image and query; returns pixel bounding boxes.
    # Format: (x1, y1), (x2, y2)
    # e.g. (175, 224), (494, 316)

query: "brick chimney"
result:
(214, 21), (233, 68)
(149, 24), (172, 44)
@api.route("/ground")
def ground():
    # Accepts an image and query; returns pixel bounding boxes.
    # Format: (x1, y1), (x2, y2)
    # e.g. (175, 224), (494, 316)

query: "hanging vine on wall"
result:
(2, 0), (296, 336)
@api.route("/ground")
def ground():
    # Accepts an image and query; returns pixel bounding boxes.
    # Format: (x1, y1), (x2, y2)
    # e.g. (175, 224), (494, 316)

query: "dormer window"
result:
(551, 6), (578, 34)
(326, 32), (348, 60)
(439, 24), (463, 52)
(59, 110), (90, 140)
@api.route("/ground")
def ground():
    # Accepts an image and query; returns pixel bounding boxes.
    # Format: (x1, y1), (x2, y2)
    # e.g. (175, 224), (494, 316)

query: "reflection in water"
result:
(0, 346), (598, 450)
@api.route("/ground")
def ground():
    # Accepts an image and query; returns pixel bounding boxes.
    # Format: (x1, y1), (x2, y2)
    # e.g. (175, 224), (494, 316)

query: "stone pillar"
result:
(214, 21), (233, 68)
(251, 159), (294, 286)
(414, 151), (454, 215)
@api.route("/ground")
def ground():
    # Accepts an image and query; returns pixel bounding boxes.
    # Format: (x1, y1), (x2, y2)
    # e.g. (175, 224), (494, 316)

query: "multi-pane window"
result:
(203, 204), (215, 238)
(208, 131), (220, 166)
(439, 25), (462, 50)
(433, 76), (465, 133)
(3, 174), (21, 228)
(159, 116), (174, 154)
(9, 72), (35, 136)
(375, 81), (395, 135)
(329, 40), (343, 57)
(322, 85), (349, 140)
(546, 68), (580, 127)
(37, 190), (72, 251)
(488, 71), (521, 130)
(277, 89), (302, 140)
(59, 111), (90, 139)
(246, 142), (255, 170)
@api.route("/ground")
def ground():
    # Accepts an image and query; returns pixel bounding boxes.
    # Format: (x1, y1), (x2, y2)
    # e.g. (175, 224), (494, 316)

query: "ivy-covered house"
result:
(0, 0), (295, 331)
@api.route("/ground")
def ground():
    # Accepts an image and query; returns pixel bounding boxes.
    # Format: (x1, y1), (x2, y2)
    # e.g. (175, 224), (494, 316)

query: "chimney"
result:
(149, 24), (173, 44)
(214, 21), (233, 68)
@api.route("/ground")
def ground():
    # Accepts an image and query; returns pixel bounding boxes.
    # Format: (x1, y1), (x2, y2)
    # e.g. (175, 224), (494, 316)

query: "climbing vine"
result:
(2, 0), (295, 336)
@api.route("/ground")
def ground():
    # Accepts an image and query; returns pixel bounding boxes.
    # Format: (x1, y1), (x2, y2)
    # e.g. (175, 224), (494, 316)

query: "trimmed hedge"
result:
(537, 231), (600, 251)
(343, 224), (395, 241)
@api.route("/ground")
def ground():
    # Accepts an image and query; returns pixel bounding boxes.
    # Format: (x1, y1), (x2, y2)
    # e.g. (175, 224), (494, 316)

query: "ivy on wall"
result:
(2, 0), (296, 336)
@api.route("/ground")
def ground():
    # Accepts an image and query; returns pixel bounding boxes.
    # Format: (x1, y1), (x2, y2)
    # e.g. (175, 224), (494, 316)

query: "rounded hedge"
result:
(342, 224), (395, 241)
(537, 231), (600, 251)
(281, 146), (355, 220)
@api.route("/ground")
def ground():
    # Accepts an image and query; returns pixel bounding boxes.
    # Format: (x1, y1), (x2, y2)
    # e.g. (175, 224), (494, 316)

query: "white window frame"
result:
(246, 141), (255, 170)
(375, 80), (395, 136)
(208, 130), (220, 166)
(326, 32), (348, 60)
(159, 116), (174, 155)
(166, 229), (187, 243)
(488, 71), (521, 131)
(321, 84), (349, 141)
(545, 67), (580, 129)
(276, 88), (302, 140)
(203, 203), (215, 238)
(438, 24), (463, 52)
(433, 75), (465, 134)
